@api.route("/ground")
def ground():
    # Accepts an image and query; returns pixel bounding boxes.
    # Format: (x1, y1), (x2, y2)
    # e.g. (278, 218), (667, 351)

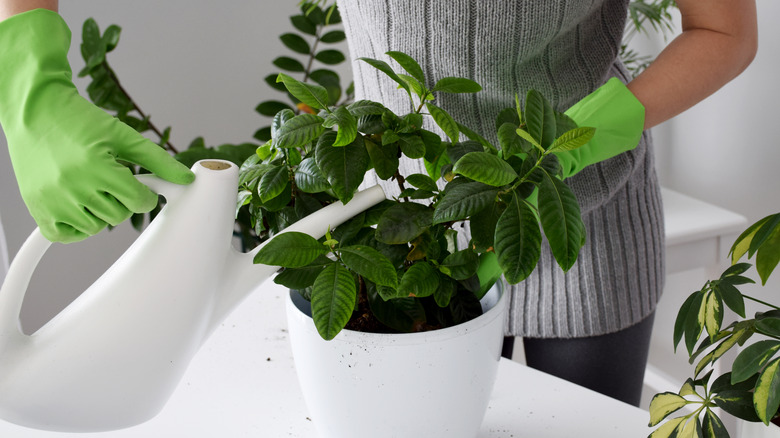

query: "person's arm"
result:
(628, 0), (758, 129)
(0, 0), (57, 21)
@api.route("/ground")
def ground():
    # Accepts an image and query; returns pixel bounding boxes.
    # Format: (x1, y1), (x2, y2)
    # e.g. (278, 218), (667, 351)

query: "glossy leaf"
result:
(453, 152), (518, 187)
(703, 291), (723, 341)
(315, 132), (369, 203)
(258, 165), (290, 203)
(648, 416), (685, 438)
(280, 33), (310, 54)
(426, 103), (459, 144)
(433, 182), (499, 224)
(340, 245), (398, 288)
(749, 214), (780, 258)
(538, 169), (585, 270)
(649, 392), (690, 427)
(277, 73), (329, 109)
(406, 173), (438, 192)
(732, 340), (780, 384)
(347, 100), (386, 117)
(274, 113), (325, 148)
(103, 25), (121, 52)
(375, 202), (433, 244)
(309, 69), (342, 105)
(254, 231), (327, 267)
(273, 256), (332, 290)
(366, 282), (426, 332)
(315, 49), (346, 65)
(431, 77), (482, 93)
(714, 281), (746, 318)
(756, 225), (780, 285)
(320, 30), (346, 43)
(494, 194), (542, 284)
(434, 275), (458, 307)
(684, 292), (705, 356)
(273, 56), (305, 72)
(358, 57), (411, 97)
(457, 122), (496, 152)
(755, 357), (780, 424)
(440, 249), (479, 280)
(322, 106), (357, 147)
(290, 14), (317, 35)
(730, 215), (772, 264)
(387, 50), (425, 84)
(256, 100), (293, 117)
(311, 263), (356, 340)
(470, 200), (505, 252)
(398, 134), (426, 159)
(364, 138), (398, 180)
(756, 317), (780, 337)
(547, 127), (596, 153)
(524, 89), (557, 148)
(399, 262), (438, 298)
(674, 293), (698, 352)
(497, 122), (524, 157)
(294, 157), (330, 193)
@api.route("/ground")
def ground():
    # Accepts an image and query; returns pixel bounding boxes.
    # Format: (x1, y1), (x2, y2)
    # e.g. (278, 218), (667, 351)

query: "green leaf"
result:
(434, 275), (458, 307)
(433, 182), (499, 224)
(674, 293), (698, 352)
(515, 127), (543, 151)
(648, 416), (685, 438)
(497, 122), (525, 157)
(254, 231), (327, 267)
(684, 292), (706, 356)
(258, 165), (290, 203)
(714, 281), (746, 318)
(271, 109), (295, 139)
(320, 30), (346, 43)
(255, 100), (294, 117)
(386, 50), (425, 84)
(714, 389), (762, 423)
(347, 100), (386, 117)
(264, 73), (288, 92)
(648, 392), (690, 427)
(447, 141), (483, 164)
(453, 152), (518, 187)
(405, 173), (438, 192)
(315, 49), (346, 65)
(732, 340), (780, 384)
(749, 214), (780, 259)
(755, 357), (780, 424)
(366, 281), (426, 332)
(276, 73), (330, 109)
(273, 256), (332, 290)
(315, 132), (369, 203)
(365, 137), (398, 180)
(457, 122), (496, 153)
(756, 225), (780, 285)
(440, 249), (479, 280)
(538, 169), (585, 271)
(730, 215), (774, 264)
(294, 157), (330, 193)
(322, 106), (358, 147)
(274, 113), (326, 148)
(339, 245), (398, 288)
(399, 262), (438, 298)
(547, 127), (596, 153)
(397, 74), (426, 100)
(431, 77), (482, 93)
(280, 33), (310, 54)
(397, 134), (426, 159)
(309, 69), (342, 105)
(703, 291), (723, 341)
(426, 103), (460, 144)
(358, 57), (411, 97)
(102, 25), (121, 52)
(524, 89), (557, 148)
(290, 14), (317, 35)
(756, 317), (780, 337)
(470, 201), (505, 252)
(273, 56), (305, 72)
(375, 202), (433, 244)
(311, 263), (356, 340)
(494, 194), (542, 283)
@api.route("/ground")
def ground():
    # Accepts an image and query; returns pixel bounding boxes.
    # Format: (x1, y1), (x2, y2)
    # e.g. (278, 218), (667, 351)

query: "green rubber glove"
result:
(557, 77), (646, 178)
(0, 9), (194, 243)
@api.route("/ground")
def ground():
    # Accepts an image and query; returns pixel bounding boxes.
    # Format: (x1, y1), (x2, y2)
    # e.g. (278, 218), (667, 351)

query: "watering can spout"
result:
(0, 159), (386, 432)
(211, 184), (387, 335)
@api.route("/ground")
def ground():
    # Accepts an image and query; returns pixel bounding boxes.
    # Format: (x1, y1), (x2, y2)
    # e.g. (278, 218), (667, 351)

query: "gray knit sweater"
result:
(338, 0), (665, 338)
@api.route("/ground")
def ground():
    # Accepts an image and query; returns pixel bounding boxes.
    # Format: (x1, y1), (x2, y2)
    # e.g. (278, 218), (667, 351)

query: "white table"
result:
(0, 281), (651, 437)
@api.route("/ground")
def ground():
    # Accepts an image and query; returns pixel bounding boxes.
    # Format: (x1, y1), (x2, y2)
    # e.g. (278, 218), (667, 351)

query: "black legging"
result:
(501, 311), (655, 407)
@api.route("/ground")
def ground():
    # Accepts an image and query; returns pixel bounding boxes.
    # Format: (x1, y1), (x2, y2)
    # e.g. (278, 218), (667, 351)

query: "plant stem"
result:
(743, 294), (780, 311)
(103, 63), (180, 154)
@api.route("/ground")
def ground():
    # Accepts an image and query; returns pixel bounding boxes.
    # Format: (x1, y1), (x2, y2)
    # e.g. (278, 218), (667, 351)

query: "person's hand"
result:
(556, 77), (646, 178)
(0, 9), (194, 243)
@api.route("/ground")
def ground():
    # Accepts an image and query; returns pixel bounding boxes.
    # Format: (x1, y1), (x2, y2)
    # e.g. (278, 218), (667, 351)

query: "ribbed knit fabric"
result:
(338, 0), (665, 338)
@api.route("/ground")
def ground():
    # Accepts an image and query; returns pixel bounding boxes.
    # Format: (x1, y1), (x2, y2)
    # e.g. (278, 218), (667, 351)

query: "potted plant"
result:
(648, 214), (780, 438)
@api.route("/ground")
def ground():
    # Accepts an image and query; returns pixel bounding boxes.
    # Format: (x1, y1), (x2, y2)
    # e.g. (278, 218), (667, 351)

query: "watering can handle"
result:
(0, 174), (183, 339)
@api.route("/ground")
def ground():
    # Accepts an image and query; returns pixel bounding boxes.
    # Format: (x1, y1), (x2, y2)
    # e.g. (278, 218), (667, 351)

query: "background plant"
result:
(648, 216), (780, 438)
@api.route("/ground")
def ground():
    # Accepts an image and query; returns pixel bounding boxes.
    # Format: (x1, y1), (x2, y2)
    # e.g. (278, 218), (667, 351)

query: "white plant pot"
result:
(286, 283), (507, 438)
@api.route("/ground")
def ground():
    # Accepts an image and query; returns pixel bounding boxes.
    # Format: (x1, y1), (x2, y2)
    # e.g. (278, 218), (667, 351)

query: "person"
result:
(0, 0), (757, 407)
(337, 0), (757, 407)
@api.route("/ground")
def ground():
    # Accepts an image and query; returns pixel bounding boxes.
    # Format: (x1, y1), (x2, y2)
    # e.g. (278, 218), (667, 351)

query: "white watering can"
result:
(0, 159), (386, 432)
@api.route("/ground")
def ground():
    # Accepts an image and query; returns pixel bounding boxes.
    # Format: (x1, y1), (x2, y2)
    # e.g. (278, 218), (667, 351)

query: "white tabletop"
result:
(0, 281), (652, 437)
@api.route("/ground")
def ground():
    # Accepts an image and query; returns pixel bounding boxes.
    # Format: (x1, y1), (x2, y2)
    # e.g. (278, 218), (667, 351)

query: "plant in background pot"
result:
(648, 215), (780, 438)
(240, 47), (591, 436)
